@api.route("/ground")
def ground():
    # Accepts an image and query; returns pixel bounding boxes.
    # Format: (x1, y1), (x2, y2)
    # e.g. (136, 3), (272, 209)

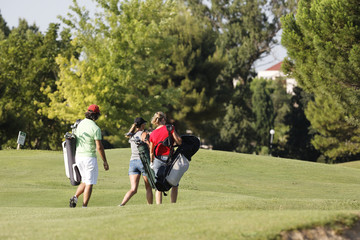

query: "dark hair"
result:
(85, 111), (100, 121)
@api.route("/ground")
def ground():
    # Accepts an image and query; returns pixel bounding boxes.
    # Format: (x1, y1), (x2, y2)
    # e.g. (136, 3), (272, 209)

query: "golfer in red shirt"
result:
(149, 112), (182, 204)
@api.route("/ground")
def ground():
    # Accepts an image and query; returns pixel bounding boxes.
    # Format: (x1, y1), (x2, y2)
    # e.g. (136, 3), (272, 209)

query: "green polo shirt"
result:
(75, 118), (102, 157)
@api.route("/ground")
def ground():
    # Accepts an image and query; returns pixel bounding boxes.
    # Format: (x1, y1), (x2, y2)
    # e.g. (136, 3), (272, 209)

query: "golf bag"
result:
(173, 135), (201, 161)
(137, 140), (157, 189)
(62, 120), (82, 186)
(155, 135), (200, 192)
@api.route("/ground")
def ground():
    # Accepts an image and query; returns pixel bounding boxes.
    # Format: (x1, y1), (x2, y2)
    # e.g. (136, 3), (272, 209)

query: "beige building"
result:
(257, 62), (297, 94)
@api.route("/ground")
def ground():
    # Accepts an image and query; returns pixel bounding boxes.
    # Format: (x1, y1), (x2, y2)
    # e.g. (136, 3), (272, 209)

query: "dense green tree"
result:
(282, 87), (319, 161)
(46, 0), (226, 146)
(269, 78), (291, 151)
(210, 77), (291, 154)
(211, 0), (297, 85)
(180, 0), (297, 151)
(155, 1), (226, 132)
(282, 0), (360, 100)
(0, 19), (76, 149)
(250, 78), (275, 148)
(305, 94), (360, 163)
(0, 13), (10, 38)
(0, 0), (299, 151)
(207, 84), (256, 153)
(249, 77), (291, 154)
(282, 0), (360, 160)
(47, 0), (180, 145)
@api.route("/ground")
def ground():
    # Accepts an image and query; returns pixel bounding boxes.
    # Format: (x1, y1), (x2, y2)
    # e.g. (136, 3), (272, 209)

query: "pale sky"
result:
(0, 0), (286, 71)
(0, 0), (96, 32)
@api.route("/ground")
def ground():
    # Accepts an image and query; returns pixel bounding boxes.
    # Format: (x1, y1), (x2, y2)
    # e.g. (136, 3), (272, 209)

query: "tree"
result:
(46, 0), (226, 146)
(207, 84), (256, 153)
(305, 93), (360, 163)
(180, 0), (297, 150)
(0, 19), (76, 149)
(155, 1), (226, 132)
(282, 0), (360, 160)
(282, 87), (320, 161)
(0, 12), (10, 38)
(211, 0), (297, 85)
(47, 0), (180, 145)
(269, 78), (291, 152)
(250, 78), (275, 148)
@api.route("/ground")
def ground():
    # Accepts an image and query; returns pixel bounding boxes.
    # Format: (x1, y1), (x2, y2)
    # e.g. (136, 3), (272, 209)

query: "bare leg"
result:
(142, 176), (153, 204)
(171, 186), (178, 203)
(155, 190), (162, 204)
(120, 174), (141, 206)
(83, 184), (93, 207)
(75, 182), (86, 198)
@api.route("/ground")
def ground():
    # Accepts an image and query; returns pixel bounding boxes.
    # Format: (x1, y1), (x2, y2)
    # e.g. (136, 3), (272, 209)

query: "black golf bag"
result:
(62, 120), (82, 186)
(155, 135), (200, 192)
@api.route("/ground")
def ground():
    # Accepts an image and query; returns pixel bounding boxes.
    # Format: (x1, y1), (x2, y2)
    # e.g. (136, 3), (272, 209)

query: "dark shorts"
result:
(128, 159), (147, 176)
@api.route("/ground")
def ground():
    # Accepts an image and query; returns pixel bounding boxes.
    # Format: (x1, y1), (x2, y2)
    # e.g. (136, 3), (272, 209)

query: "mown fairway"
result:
(1, 149), (360, 239)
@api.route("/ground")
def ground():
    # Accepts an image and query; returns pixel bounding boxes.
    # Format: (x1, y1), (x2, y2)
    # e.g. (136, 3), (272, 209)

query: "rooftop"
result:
(265, 62), (283, 71)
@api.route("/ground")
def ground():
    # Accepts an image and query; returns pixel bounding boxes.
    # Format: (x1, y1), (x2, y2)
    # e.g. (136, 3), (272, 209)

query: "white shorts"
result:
(76, 156), (98, 185)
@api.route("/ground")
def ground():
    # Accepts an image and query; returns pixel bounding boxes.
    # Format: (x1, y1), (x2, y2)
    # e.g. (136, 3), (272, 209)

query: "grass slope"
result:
(340, 160), (360, 170)
(1, 149), (360, 239)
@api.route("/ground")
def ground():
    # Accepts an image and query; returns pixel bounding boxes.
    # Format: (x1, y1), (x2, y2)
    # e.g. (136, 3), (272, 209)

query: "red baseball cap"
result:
(88, 104), (100, 114)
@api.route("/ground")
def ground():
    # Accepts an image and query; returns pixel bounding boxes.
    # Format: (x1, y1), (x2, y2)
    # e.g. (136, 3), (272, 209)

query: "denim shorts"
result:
(128, 159), (147, 176)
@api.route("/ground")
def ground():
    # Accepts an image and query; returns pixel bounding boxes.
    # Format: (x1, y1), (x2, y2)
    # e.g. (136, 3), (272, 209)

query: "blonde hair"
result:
(125, 123), (137, 138)
(151, 112), (166, 126)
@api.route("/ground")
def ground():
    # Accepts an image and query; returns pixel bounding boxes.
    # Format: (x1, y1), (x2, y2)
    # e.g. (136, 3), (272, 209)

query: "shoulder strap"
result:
(165, 124), (174, 145)
(166, 124), (173, 131)
(153, 124), (174, 161)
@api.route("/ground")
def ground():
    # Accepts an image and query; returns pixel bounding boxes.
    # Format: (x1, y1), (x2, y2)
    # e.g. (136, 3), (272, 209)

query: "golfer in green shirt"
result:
(69, 104), (109, 208)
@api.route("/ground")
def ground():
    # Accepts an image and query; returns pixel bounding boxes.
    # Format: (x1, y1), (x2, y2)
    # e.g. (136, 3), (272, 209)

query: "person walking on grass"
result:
(69, 104), (109, 208)
(119, 117), (153, 206)
(149, 112), (182, 204)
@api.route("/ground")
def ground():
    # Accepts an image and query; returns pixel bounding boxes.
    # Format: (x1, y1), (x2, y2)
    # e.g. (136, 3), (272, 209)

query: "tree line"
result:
(0, 0), (358, 163)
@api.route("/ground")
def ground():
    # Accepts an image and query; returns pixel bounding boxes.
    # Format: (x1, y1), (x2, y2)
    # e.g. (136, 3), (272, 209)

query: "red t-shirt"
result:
(150, 125), (174, 156)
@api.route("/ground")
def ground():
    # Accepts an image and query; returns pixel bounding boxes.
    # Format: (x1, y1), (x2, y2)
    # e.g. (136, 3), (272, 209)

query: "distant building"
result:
(257, 62), (297, 94)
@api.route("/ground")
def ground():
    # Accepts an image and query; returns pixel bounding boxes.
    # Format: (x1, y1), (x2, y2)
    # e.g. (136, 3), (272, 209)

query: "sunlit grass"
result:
(1, 149), (360, 239)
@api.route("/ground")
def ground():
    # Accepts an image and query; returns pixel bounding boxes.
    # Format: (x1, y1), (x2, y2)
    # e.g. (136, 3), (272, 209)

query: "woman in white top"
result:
(119, 117), (153, 206)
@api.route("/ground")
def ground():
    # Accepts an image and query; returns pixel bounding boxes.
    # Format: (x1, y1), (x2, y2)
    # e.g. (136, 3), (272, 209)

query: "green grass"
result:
(1, 149), (360, 239)
(340, 160), (360, 169)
